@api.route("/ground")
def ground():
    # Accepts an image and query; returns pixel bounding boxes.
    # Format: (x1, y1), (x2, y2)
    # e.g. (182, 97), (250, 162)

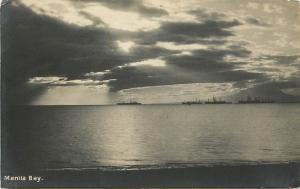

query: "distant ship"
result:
(182, 98), (203, 105)
(182, 97), (232, 105)
(238, 96), (275, 104)
(116, 100), (142, 105)
(204, 96), (232, 104)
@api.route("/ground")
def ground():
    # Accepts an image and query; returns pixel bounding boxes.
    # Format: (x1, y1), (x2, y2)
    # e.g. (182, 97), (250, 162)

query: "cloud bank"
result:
(2, 0), (300, 104)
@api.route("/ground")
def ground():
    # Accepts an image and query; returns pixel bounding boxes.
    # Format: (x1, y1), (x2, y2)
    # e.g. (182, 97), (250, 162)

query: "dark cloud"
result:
(214, 70), (265, 82)
(190, 9), (270, 28)
(161, 20), (240, 37)
(104, 65), (265, 92)
(245, 17), (270, 27)
(131, 19), (241, 45)
(164, 48), (251, 72)
(103, 66), (172, 91)
(103, 53), (265, 91)
(3, 4), (124, 78)
(73, 0), (168, 17)
(102, 42), (258, 91)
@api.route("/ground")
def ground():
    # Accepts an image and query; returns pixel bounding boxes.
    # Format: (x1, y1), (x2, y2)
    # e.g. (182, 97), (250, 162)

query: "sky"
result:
(2, 0), (300, 105)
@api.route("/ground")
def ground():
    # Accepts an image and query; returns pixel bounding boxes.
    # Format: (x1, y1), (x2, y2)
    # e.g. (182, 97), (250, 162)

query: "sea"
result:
(4, 104), (300, 172)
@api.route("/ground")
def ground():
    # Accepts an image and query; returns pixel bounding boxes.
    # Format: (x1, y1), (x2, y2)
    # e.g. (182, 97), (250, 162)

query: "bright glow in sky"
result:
(117, 41), (135, 52)
(156, 42), (209, 51)
(81, 4), (160, 31)
(28, 76), (67, 84)
(129, 59), (167, 68)
(19, 0), (161, 31)
(118, 82), (239, 104)
(18, 0), (94, 26)
(30, 85), (113, 105)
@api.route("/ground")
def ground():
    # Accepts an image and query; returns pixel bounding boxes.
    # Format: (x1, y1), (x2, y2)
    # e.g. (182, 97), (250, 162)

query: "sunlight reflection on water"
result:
(8, 104), (300, 170)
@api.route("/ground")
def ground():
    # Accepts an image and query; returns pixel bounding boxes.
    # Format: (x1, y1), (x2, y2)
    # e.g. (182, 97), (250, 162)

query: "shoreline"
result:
(3, 162), (300, 188)
(8, 102), (300, 108)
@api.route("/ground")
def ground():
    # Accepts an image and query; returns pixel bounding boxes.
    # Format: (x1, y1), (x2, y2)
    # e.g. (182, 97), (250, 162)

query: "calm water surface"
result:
(6, 104), (300, 170)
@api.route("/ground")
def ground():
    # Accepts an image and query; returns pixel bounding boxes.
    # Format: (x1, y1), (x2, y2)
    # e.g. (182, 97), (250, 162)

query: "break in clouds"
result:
(2, 0), (300, 105)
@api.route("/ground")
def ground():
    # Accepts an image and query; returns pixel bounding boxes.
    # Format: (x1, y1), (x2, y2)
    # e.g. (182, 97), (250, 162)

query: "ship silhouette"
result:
(204, 96), (232, 104)
(182, 98), (202, 105)
(117, 99), (142, 105)
(182, 96), (232, 105)
(238, 95), (275, 104)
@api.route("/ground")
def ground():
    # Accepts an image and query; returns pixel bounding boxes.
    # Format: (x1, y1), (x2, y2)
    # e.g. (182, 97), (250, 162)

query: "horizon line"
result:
(9, 101), (300, 106)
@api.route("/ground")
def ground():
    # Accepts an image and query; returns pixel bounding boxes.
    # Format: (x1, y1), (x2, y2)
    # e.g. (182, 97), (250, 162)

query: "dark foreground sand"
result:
(2, 162), (300, 188)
